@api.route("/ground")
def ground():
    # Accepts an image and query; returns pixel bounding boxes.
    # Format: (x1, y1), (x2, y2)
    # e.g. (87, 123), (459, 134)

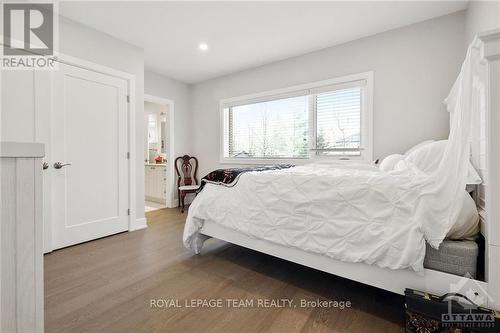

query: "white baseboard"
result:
(168, 192), (195, 208)
(167, 198), (179, 208)
(172, 194), (195, 207)
(130, 217), (148, 231)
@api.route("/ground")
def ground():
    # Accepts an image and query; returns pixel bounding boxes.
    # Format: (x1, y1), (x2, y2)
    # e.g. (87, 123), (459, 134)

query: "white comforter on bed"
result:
(183, 39), (485, 273)
(184, 163), (431, 272)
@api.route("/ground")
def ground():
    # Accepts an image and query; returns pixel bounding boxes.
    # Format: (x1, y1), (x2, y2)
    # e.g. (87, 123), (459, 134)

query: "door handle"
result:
(42, 162), (49, 170)
(54, 162), (72, 169)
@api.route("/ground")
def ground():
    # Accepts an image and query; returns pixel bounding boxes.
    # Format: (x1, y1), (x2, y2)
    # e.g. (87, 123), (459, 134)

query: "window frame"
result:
(219, 71), (373, 164)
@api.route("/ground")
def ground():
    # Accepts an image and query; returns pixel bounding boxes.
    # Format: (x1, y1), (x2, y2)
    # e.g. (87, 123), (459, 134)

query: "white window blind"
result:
(224, 95), (308, 159)
(314, 86), (362, 156)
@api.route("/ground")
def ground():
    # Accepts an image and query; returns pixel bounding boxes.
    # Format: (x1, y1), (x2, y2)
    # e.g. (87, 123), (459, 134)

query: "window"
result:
(313, 86), (363, 157)
(223, 95), (309, 159)
(221, 72), (372, 163)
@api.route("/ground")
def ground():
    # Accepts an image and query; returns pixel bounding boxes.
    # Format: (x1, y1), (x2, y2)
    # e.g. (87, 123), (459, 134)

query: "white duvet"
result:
(183, 39), (485, 273)
(184, 163), (430, 271)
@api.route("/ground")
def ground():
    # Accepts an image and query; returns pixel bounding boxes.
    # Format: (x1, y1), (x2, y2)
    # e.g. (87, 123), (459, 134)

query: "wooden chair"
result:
(174, 155), (200, 213)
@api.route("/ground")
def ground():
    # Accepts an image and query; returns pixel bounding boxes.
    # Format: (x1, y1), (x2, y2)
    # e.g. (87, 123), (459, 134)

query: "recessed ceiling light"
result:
(199, 43), (208, 51)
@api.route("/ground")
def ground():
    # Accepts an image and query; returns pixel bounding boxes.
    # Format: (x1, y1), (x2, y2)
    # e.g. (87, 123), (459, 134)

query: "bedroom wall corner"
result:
(189, 11), (467, 177)
(144, 71), (193, 158)
(144, 71), (194, 205)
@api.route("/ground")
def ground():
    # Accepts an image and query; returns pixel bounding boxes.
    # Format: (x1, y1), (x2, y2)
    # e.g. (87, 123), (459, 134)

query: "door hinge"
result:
(127, 208), (131, 216)
(126, 152), (130, 159)
(126, 95), (130, 103)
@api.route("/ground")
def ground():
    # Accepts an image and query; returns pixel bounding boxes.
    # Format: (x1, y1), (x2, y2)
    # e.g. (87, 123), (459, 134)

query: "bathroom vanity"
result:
(145, 163), (167, 203)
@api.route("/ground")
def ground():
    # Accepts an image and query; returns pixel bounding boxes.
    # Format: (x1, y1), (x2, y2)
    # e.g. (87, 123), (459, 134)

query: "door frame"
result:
(41, 53), (137, 252)
(144, 94), (176, 208)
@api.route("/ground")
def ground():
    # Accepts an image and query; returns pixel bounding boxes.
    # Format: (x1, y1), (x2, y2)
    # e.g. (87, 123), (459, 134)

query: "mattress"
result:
(424, 239), (478, 278)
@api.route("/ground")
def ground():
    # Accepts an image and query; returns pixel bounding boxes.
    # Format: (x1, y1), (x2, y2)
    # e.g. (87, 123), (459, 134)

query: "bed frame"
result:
(200, 29), (500, 311)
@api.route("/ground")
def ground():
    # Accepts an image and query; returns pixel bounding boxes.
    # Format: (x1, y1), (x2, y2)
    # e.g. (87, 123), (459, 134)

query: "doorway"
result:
(34, 55), (136, 252)
(144, 95), (175, 212)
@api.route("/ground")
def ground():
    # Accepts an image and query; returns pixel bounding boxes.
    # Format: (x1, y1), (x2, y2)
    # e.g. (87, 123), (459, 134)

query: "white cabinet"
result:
(1, 142), (45, 333)
(145, 164), (167, 203)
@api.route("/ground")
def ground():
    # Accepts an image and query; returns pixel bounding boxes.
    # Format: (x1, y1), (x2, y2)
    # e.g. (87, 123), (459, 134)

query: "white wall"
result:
(190, 12), (466, 176)
(144, 70), (193, 158)
(465, 1), (500, 44)
(144, 71), (194, 204)
(1, 9), (476, 216)
(1, 16), (147, 220)
(1, 71), (36, 142)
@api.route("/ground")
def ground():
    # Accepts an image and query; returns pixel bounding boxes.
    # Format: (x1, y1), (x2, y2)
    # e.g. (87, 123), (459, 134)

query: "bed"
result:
(183, 161), (483, 295)
(183, 30), (500, 310)
(185, 159), (479, 269)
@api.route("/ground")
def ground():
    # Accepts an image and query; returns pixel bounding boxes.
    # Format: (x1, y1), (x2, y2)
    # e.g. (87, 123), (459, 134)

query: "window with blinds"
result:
(314, 87), (362, 156)
(223, 95), (309, 159)
(221, 73), (371, 161)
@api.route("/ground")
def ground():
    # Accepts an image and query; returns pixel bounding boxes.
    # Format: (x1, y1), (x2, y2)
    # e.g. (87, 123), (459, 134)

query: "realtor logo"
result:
(441, 273), (496, 329)
(2, 2), (58, 69)
(3, 3), (53, 55)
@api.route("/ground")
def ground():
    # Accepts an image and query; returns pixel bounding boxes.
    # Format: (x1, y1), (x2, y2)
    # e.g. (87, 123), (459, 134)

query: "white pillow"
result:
(404, 140), (482, 185)
(405, 140), (446, 173)
(447, 191), (479, 239)
(404, 140), (435, 157)
(379, 154), (404, 172)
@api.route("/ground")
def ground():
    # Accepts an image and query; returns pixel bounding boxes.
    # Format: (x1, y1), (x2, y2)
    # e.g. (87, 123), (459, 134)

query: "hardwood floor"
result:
(45, 208), (405, 333)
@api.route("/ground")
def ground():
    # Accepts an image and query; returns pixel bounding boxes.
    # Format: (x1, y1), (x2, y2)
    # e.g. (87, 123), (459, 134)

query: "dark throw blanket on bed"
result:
(198, 164), (295, 193)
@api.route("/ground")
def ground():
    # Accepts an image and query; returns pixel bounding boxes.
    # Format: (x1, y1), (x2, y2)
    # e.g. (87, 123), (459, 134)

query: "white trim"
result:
(38, 53), (137, 251)
(478, 28), (500, 310)
(130, 218), (147, 231)
(57, 53), (137, 234)
(56, 53), (134, 81)
(219, 72), (374, 164)
(128, 77), (137, 233)
(172, 198), (179, 207)
(144, 94), (176, 209)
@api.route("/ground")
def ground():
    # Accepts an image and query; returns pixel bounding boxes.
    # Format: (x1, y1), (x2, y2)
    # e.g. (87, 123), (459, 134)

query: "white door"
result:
(51, 63), (129, 249)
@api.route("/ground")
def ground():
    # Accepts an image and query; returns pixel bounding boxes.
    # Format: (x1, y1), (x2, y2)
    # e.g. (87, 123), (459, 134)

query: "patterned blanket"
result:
(198, 164), (295, 192)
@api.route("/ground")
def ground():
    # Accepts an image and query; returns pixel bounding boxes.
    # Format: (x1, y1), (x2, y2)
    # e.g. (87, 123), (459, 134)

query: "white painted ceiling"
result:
(59, 1), (467, 84)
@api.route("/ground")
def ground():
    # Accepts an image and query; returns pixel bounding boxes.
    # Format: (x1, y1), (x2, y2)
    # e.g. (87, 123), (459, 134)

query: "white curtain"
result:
(417, 38), (486, 248)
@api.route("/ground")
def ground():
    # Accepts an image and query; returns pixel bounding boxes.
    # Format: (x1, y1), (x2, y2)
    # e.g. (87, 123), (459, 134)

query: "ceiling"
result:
(59, 1), (468, 84)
